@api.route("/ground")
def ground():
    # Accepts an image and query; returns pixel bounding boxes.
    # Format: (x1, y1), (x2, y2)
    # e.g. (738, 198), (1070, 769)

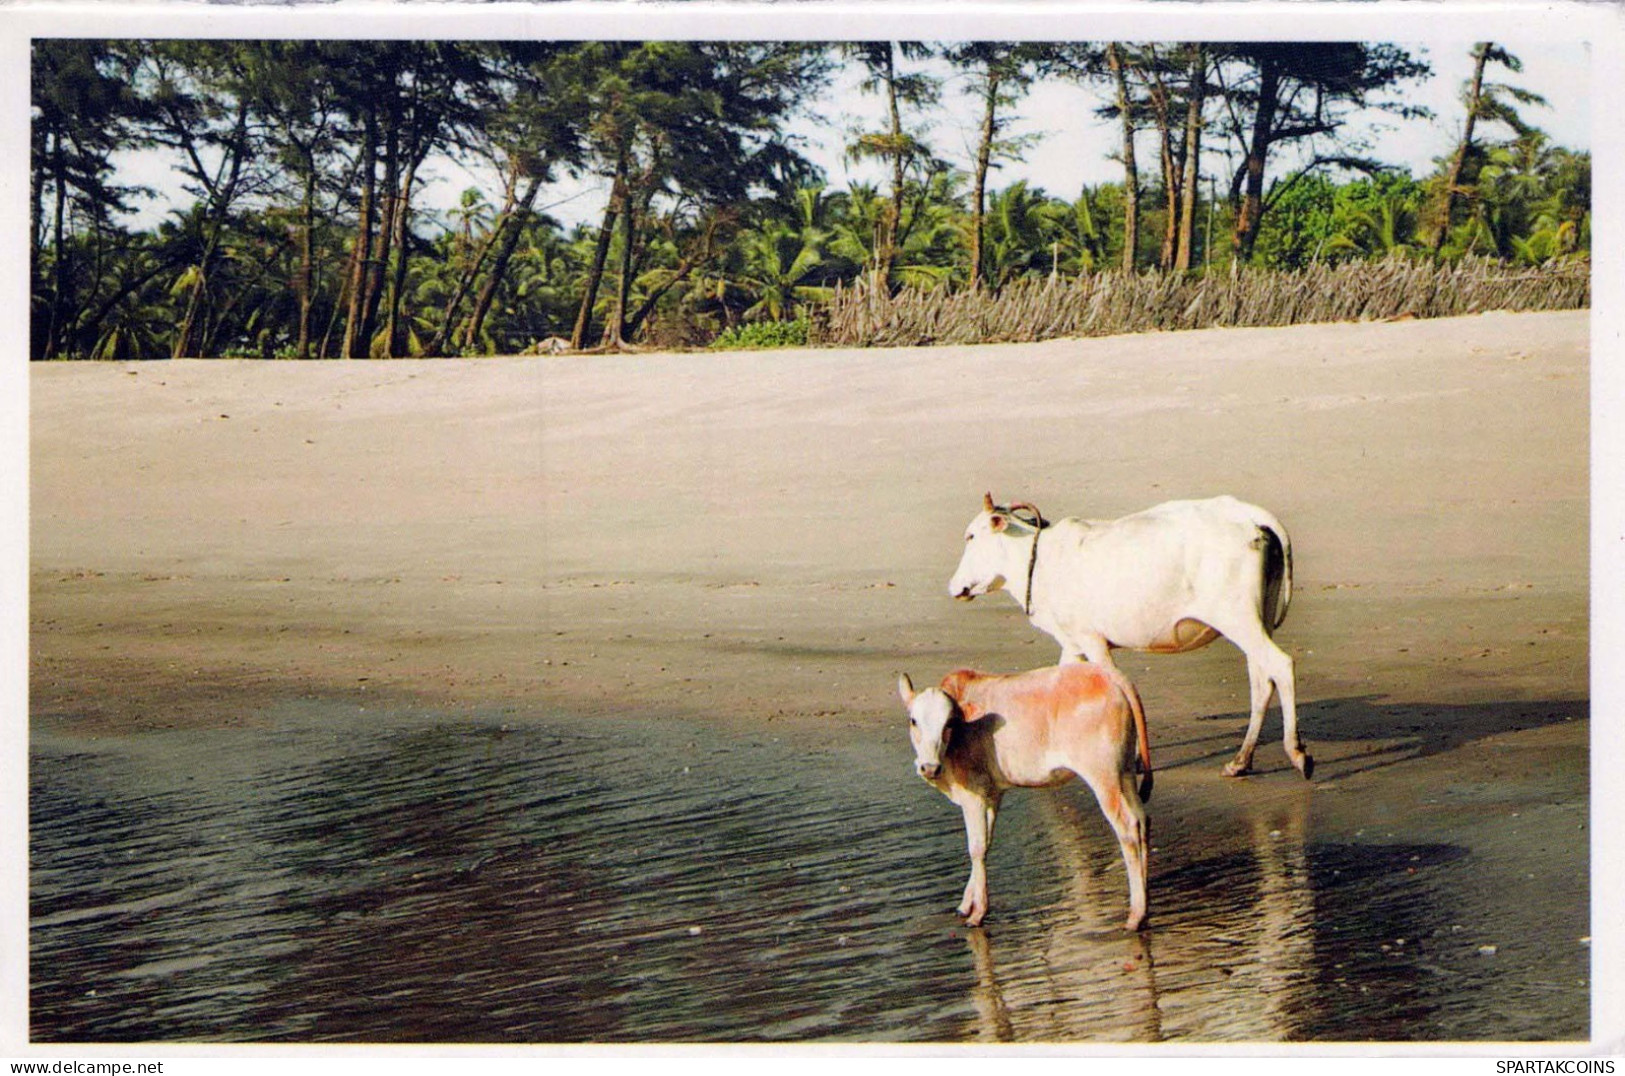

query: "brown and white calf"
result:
(897, 662), (1152, 931)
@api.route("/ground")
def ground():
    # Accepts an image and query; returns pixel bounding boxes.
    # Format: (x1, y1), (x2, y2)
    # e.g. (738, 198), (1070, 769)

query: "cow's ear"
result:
(989, 513), (1007, 532)
(896, 673), (916, 706)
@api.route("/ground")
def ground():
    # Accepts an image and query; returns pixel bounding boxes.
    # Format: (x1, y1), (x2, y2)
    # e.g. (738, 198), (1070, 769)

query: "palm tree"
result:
(826, 182), (887, 277)
(1428, 43), (1547, 254)
(730, 219), (832, 322)
(980, 181), (1051, 288)
(1039, 186), (1111, 276)
(843, 43), (939, 290)
(1322, 177), (1424, 261)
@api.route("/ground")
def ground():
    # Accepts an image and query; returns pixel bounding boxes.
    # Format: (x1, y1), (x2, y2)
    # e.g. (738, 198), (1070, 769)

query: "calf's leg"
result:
(1082, 771), (1150, 931)
(956, 795), (995, 926)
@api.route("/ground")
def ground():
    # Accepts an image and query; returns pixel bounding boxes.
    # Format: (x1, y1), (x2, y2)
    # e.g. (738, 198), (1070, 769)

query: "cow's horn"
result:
(982, 492), (996, 513)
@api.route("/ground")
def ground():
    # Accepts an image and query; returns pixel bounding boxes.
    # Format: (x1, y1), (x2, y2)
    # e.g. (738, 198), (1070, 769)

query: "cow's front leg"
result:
(1062, 634), (1114, 667)
(957, 796), (993, 926)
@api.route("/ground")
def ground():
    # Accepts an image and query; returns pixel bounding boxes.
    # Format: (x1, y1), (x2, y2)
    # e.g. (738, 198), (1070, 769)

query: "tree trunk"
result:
(464, 175), (543, 353)
(46, 131), (69, 357)
(881, 43), (903, 291)
(604, 184), (639, 347)
(623, 258), (691, 341)
(171, 98), (251, 359)
(362, 109), (399, 356)
(970, 72), (1000, 291)
(571, 153), (627, 350)
(1431, 42), (1491, 254)
(320, 215), (362, 360)
(341, 109), (378, 359)
(1107, 44), (1139, 273)
(1232, 58), (1279, 265)
(431, 229), (501, 355)
(296, 160), (316, 359)
(172, 269), (205, 359)
(1146, 64), (1180, 270)
(1175, 47), (1205, 273)
(384, 153), (421, 357)
(624, 213), (727, 340)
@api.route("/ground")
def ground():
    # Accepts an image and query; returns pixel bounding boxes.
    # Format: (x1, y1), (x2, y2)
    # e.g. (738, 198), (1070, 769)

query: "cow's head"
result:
(897, 673), (957, 781)
(948, 492), (1034, 600)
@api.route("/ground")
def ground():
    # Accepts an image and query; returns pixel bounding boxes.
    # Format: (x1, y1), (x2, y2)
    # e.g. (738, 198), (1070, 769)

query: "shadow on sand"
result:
(1156, 695), (1587, 779)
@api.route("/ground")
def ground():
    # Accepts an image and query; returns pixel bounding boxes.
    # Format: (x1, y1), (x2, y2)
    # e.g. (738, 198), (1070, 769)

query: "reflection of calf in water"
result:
(897, 663), (1152, 931)
(966, 922), (1161, 1043)
(955, 801), (1315, 1041)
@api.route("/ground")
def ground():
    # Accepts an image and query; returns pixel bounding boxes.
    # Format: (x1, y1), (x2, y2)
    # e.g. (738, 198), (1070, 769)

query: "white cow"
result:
(898, 663), (1152, 931)
(949, 493), (1310, 779)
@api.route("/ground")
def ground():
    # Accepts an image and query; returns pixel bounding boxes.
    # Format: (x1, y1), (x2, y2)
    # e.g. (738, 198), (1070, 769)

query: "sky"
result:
(107, 37), (1592, 235)
(410, 38), (1592, 231)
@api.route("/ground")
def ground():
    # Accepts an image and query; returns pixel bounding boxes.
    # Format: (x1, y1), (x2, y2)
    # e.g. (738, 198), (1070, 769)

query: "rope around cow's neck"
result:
(1023, 526), (1041, 616)
(1011, 505), (1046, 617)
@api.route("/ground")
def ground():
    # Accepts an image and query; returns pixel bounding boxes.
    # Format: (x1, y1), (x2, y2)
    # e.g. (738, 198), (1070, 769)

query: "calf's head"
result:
(897, 673), (957, 781)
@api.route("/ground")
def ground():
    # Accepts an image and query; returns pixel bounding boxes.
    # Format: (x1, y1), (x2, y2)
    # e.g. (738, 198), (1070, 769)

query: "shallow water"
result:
(31, 703), (1586, 1043)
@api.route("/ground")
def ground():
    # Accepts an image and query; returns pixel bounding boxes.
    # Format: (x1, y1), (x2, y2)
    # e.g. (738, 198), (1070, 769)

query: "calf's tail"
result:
(1101, 664), (1153, 803)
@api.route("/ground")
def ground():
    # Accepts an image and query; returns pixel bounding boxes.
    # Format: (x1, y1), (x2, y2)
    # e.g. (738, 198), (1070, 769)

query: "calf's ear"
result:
(989, 513), (1007, 532)
(896, 673), (916, 706)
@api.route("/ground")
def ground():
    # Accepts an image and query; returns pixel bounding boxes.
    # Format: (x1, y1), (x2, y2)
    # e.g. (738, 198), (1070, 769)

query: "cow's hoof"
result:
(1125, 915), (1146, 933)
(1222, 759), (1252, 778)
(1297, 754), (1315, 780)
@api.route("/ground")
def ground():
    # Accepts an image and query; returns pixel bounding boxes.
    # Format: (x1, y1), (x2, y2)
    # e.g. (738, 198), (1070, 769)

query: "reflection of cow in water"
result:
(898, 662), (1151, 931)
(949, 493), (1310, 779)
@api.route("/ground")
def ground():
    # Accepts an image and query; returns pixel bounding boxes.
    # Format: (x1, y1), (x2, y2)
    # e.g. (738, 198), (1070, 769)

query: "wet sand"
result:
(29, 311), (1591, 1042)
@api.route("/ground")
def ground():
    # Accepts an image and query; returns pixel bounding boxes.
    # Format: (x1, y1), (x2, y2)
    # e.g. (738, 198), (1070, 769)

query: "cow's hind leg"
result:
(1223, 656), (1274, 777)
(1217, 618), (1310, 779)
(1082, 771), (1150, 931)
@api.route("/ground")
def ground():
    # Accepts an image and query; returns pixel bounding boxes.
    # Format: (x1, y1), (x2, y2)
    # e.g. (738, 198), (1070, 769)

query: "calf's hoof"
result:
(1291, 751), (1315, 780)
(1124, 912), (1146, 932)
(1222, 758), (1252, 778)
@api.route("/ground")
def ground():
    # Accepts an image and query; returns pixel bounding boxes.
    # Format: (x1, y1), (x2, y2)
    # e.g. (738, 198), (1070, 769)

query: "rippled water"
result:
(31, 703), (1586, 1043)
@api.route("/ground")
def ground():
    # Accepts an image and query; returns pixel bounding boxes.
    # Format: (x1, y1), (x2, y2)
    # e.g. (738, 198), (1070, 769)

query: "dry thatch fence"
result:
(813, 256), (1589, 348)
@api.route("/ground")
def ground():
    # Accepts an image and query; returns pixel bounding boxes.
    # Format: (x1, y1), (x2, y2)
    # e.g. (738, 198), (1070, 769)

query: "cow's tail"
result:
(1243, 503), (1293, 634)
(1102, 664), (1153, 804)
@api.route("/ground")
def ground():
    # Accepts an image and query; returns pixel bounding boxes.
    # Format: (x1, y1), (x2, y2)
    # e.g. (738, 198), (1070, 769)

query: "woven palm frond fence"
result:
(813, 256), (1589, 348)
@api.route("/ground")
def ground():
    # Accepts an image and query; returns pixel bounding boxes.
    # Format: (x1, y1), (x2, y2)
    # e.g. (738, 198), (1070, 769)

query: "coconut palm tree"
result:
(980, 181), (1052, 288)
(729, 219), (832, 322)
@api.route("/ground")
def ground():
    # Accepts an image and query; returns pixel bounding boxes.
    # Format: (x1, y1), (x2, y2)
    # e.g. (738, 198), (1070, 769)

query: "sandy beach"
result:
(29, 310), (1591, 1042)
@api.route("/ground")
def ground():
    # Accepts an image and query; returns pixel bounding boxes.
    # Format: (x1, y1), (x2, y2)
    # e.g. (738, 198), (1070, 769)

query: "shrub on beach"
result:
(814, 256), (1590, 348)
(709, 318), (812, 351)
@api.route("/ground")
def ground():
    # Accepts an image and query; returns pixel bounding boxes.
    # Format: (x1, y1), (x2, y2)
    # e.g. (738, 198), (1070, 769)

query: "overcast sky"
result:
(108, 37), (1590, 233)
(424, 38), (1591, 230)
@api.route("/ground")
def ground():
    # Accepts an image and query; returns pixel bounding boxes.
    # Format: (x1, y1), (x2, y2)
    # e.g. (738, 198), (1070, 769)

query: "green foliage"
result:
(28, 39), (1590, 361)
(709, 317), (809, 350)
